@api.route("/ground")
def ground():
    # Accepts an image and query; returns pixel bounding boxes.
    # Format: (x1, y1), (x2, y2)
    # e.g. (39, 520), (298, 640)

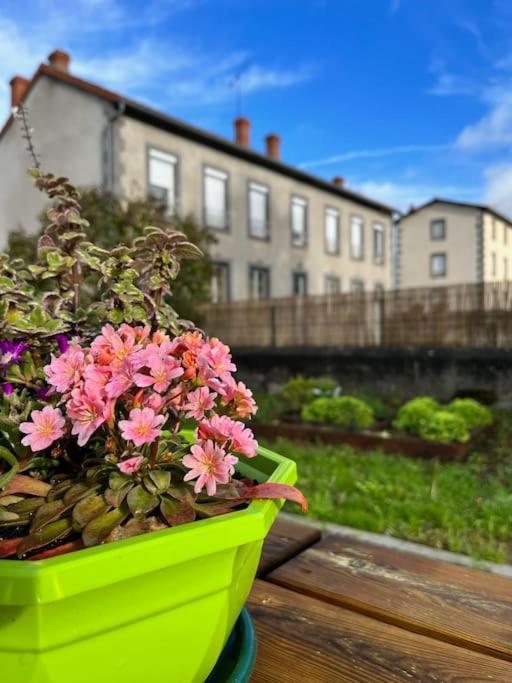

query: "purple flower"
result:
(0, 340), (29, 373)
(37, 386), (52, 400)
(54, 334), (69, 354)
(1, 383), (14, 396)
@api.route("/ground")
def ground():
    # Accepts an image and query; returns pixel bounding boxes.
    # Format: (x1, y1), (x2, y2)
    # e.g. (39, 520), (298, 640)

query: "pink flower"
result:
(66, 388), (111, 446)
(182, 440), (238, 496)
(143, 392), (166, 412)
(105, 359), (139, 399)
(222, 379), (257, 418)
(229, 421), (258, 458)
(133, 357), (183, 393)
(197, 338), (236, 382)
(117, 455), (144, 475)
(91, 324), (148, 366)
(183, 387), (217, 420)
(44, 346), (86, 393)
(196, 415), (236, 444)
(83, 364), (111, 396)
(119, 407), (166, 446)
(20, 406), (66, 452)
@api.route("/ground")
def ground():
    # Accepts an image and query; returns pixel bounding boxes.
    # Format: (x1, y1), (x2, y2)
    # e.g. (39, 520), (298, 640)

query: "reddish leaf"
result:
(238, 483), (308, 512)
(0, 536), (23, 559)
(28, 539), (84, 561)
(4, 475), (51, 497)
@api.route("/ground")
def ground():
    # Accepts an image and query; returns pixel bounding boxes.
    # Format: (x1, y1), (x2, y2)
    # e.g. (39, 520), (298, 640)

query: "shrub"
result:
(279, 375), (338, 415)
(447, 398), (492, 430)
(393, 397), (440, 435)
(302, 396), (374, 430)
(418, 411), (470, 443)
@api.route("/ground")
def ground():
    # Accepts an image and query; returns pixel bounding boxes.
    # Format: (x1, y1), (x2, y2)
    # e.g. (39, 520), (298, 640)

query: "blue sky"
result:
(2, 0), (512, 212)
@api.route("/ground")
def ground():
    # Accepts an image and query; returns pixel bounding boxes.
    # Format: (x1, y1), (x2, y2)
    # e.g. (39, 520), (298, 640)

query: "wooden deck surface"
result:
(249, 516), (512, 682)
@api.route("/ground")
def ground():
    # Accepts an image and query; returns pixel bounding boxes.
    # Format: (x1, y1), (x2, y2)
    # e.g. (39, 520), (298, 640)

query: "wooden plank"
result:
(248, 580), (512, 682)
(257, 516), (321, 577)
(268, 533), (512, 662)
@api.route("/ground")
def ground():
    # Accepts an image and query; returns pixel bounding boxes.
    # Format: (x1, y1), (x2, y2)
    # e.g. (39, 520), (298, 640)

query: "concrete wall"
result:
(118, 117), (392, 299)
(0, 75), (110, 247)
(234, 348), (512, 404)
(397, 203), (479, 288)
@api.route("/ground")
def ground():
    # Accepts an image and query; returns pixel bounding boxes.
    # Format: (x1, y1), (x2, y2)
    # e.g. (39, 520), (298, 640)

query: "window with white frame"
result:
(324, 207), (340, 254)
(325, 275), (341, 294)
(204, 166), (228, 230)
(210, 262), (230, 303)
(505, 257), (508, 280)
(148, 147), (178, 212)
(492, 252), (497, 277)
(350, 279), (365, 292)
(350, 216), (364, 260)
(430, 253), (447, 277)
(430, 218), (446, 240)
(249, 266), (271, 300)
(291, 196), (308, 247)
(248, 182), (269, 239)
(373, 222), (385, 264)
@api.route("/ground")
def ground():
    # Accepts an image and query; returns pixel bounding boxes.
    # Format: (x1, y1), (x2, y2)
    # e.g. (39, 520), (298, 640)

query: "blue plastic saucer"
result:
(205, 609), (257, 683)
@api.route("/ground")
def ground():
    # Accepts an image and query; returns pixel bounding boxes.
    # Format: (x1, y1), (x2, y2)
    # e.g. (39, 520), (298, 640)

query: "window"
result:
(249, 266), (270, 300)
(324, 207), (340, 254)
(291, 196), (308, 247)
(492, 219), (496, 240)
(430, 218), (446, 240)
(505, 257), (508, 280)
(350, 216), (364, 260)
(350, 279), (365, 292)
(248, 182), (270, 239)
(373, 222), (385, 264)
(292, 271), (308, 296)
(430, 253), (447, 278)
(505, 225), (508, 245)
(210, 262), (230, 303)
(148, 147), (177, 212)
(325, 275), (341, 294)
(492, 252), (496, 277)
(204, 166), (228, 230)
(374, 283), (384, 293)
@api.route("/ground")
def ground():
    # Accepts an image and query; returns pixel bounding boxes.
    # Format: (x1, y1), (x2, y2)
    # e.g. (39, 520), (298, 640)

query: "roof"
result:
(401, 197), (512, 227)
(2, 63), (394, 216)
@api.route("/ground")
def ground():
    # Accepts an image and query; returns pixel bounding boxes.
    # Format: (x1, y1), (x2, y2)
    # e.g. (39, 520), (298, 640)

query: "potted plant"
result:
(0, 115), (306, 682)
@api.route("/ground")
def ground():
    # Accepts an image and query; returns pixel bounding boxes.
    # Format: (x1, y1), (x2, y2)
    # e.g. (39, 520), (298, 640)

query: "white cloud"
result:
(483, 163), (512, 215)
(354, 180), (480, 212)
(300, 144), (449, 170)
(456, 92), (512, 149)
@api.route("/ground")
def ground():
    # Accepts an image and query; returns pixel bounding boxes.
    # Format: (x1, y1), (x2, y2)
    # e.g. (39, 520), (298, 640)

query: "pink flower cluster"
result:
(20, 325), (258, 495)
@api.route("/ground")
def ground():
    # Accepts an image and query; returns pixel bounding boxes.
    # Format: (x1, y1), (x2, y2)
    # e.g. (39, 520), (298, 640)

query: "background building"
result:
(396, 198), (512, 288)
(0, 50), (393, 301)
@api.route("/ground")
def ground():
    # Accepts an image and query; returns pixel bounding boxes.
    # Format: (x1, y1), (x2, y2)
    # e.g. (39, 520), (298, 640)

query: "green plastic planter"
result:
(0, 445), (296, 683)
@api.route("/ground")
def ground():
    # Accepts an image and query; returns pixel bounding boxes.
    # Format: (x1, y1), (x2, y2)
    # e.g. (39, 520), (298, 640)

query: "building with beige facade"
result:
(397, 198), (512, 289)
(0, 50), (393, 301)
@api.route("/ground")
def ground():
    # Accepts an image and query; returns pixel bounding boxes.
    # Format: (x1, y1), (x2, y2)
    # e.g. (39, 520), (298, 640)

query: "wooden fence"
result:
(201, 282), (512, 349)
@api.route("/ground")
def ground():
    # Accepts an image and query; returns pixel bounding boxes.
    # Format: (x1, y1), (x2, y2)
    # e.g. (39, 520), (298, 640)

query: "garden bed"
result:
(252, 421), (492, 461)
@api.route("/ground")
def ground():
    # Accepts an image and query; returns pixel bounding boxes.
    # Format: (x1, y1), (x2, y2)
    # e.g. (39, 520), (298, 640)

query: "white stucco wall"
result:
(117, 117), (392, 299)
(0, 75), (110, 247)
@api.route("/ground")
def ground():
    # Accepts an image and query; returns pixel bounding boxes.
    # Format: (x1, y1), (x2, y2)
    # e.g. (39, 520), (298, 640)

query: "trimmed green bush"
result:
(393, 396), (440, 435)
(448, 398), (492, 430)
(302, 396), (374, 430)
(279, 375), (337, 414)
(418, 410), (470, 443)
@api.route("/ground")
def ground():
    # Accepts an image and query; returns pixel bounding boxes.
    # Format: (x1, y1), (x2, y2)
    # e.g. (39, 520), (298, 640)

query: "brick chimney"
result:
(332, 176), (345, 188)
(265, 134), (280, 159)
(10, 76), (29, 108)
(234, 117), (250, 146)
(48, 49), (71, 72)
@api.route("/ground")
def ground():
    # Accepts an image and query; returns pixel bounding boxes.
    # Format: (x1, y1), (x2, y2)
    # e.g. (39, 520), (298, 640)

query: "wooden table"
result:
(249, 516), (512, 682)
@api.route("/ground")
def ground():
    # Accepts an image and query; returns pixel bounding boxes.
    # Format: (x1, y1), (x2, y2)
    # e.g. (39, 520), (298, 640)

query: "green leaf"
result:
(126, 485), (159, 517)
(148, 470), (171, 493)
(106, 516), (166, 542)
(0, 446), (19, 490)
(160, 496), (195, 526)
(16, 518), (73, 558)
(4, 474), (52, 497)
(30, 500), (66, 533)
(82, 508), (128, 547)
(72, 494), (108, 530)
(104, 482), (133, 507)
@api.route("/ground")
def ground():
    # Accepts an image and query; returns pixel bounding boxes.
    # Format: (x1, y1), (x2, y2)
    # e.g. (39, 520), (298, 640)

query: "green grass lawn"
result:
(262, 412), (512, 563)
